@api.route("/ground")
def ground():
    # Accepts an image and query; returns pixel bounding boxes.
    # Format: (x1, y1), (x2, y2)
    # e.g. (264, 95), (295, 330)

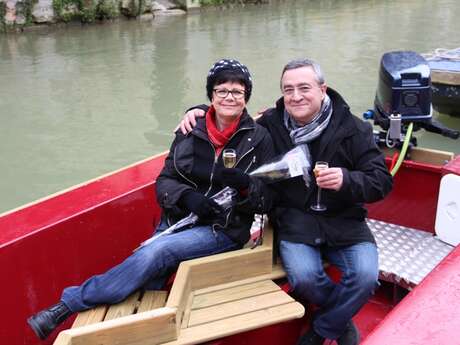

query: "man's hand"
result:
(256, 107), (269, 117)
(176, 109), (206, 135)
(316, 168), (343, 191)
(176, 106), (271, 134)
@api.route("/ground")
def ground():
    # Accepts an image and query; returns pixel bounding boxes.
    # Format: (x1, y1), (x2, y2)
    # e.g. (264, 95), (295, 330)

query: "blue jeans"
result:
(279, 240), (379, 340)
(62, 223), (240, 312)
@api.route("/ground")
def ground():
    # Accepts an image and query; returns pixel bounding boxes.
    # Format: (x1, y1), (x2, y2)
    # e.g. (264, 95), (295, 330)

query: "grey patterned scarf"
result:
(283, 94), (333, 167)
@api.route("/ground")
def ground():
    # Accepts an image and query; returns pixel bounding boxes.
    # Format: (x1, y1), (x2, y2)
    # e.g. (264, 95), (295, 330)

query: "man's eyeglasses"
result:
(213, 88), (246, 99)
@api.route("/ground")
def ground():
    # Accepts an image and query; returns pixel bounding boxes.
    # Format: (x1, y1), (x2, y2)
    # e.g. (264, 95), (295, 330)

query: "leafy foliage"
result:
(96, 0), (119, 20)
(0, 2), (6, 32)
(53, 0), (81, 22)
(200, 0), (255, 5)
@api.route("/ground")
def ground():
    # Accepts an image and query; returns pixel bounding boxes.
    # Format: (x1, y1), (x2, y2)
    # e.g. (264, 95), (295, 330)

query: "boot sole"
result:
(27, 316), (47, 340)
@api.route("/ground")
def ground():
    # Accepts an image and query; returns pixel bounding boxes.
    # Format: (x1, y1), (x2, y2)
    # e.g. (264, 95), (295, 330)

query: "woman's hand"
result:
(316, 168), (343, 191)
(220, 168), (250, 191)
(176, 109), (206, 134)
(180, 190), (223, 219)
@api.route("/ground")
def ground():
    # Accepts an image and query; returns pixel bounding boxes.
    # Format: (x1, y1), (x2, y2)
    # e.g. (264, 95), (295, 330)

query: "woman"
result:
(28, 58), (275, 341)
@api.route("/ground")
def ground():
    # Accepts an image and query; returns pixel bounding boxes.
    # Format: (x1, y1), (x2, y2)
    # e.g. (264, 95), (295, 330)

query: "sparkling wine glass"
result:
(223, 149), (237, 168)
(310, 161), (329, 212)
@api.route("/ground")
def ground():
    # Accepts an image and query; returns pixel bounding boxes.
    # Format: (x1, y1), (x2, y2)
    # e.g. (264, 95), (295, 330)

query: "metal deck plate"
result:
(367, 219), (454, 289)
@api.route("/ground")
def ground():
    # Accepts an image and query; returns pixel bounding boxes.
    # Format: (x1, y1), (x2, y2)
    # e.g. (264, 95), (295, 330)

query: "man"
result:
(180, 58), (393, 345)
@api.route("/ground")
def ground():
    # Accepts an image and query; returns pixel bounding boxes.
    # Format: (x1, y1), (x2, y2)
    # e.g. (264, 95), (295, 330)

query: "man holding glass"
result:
(180, 59), (393, 345)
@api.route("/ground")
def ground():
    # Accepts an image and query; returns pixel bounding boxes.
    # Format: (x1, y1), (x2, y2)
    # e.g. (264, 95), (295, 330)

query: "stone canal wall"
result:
(0, 0), (188, 31)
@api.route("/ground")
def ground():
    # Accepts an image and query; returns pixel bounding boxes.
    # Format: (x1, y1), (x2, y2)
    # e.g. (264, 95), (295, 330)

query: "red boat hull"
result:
(1, 153), (459, 345)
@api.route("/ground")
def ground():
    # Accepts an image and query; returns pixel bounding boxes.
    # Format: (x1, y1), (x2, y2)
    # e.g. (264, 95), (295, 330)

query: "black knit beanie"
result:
(206, 59), (253, 102)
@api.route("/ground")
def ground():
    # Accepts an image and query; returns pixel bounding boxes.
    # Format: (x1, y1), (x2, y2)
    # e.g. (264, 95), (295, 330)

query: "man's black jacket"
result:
(258, 88), (393, 247)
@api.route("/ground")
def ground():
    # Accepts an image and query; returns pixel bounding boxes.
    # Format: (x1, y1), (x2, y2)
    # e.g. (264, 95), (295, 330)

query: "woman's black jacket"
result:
(156, 109), (275, 246)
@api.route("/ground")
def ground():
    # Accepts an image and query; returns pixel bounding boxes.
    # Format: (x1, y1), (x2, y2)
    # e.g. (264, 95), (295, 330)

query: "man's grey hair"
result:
(280, 59), (325, 87)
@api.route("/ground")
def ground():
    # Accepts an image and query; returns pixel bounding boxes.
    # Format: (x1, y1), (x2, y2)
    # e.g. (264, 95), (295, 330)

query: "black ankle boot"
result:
(337, 321), (360, 345)
(296, 327), (325, 345)
(27, 302), (73, 340)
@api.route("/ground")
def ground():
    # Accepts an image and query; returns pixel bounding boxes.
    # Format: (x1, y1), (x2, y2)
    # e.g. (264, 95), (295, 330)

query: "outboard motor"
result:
(375, 51), (432, 123)
(365, 51), (459, 148)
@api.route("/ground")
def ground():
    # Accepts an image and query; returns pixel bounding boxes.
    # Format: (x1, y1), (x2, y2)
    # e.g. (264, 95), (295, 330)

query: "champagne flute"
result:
(223, 149), (237, 168)
(311, 161), (329, 212)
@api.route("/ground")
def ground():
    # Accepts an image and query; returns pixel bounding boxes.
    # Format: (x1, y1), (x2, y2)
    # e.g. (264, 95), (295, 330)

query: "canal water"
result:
(1, 0), (459, 213)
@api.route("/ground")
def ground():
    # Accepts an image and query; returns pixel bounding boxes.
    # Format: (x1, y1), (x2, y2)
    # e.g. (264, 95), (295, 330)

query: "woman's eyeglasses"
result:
(213, 88), (246, 99)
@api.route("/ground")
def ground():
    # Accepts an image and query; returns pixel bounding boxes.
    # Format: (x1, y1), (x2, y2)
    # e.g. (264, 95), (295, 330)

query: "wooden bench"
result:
(53, 224), (304, 345)
(71, 290), (169, 328)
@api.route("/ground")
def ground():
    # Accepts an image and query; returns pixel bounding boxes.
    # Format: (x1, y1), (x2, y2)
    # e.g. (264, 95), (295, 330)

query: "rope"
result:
(422, 47), (460, 61)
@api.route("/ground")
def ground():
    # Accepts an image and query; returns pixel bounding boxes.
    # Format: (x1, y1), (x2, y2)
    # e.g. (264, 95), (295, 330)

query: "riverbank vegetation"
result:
(0, 0), (177, 32)
(200, 0), (262, 5)
(52, 0), (121, 23)
(0, 0), (266, 32)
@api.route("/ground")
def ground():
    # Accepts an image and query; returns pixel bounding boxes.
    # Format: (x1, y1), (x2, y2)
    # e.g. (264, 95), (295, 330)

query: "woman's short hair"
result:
(206, 59), (252, 102)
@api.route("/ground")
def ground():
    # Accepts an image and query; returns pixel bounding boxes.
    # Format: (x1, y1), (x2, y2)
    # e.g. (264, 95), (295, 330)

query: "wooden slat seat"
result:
(163, 224), (304, 345)
(168, 303), (304, 345)
(54, 290), (172, 345)
(54, 306), (177, 345)
(164, 279), (303, 345)
(53, 223), (304, 345)
(71, 290), (169, 327)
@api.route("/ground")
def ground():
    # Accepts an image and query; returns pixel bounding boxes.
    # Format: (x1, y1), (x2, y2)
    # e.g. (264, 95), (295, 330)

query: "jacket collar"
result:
(315, 88), (357, 161)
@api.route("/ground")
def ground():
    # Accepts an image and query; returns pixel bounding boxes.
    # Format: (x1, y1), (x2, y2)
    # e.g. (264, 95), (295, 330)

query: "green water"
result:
(1, 0), (459, 213)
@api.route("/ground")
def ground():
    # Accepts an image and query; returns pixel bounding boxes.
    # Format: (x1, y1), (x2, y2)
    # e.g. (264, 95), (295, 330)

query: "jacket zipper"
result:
(173, 146), (198, 190)
(235, 147), (255, 170)
(229, 126), (255, 170)
(172, 126), (254, 199)
(227, 126), (252, 146)
(188, 126), (256, 235)
(204, 126), (252, 196)
(243, 155), (256, 173)
(204, 144), (218, 197)
(213, 207), (233, 234)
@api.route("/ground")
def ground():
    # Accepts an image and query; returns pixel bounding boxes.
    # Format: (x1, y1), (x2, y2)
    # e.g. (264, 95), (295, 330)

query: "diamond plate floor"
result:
(368, 219), (454, 289)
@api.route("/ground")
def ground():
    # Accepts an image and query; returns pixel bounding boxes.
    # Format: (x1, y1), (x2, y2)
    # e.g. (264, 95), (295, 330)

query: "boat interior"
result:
(1, 145), (459, 345)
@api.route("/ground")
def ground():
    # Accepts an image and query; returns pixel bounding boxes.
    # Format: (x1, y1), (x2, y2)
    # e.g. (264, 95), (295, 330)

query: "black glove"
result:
(180, 190), (223, 220)
(221, 168), (250, 190)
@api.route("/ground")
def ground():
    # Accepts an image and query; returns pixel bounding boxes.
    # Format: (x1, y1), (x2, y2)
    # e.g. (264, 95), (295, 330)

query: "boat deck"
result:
(368, 218), (453, 288)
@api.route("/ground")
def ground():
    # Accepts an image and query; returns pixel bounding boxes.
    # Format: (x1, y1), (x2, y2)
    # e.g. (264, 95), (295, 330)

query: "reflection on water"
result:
(1, 0), (459, 213)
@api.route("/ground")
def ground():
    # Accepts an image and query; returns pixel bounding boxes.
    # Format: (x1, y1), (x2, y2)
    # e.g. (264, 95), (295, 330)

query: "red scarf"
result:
(206, 105), (241, 156)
